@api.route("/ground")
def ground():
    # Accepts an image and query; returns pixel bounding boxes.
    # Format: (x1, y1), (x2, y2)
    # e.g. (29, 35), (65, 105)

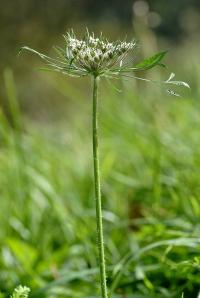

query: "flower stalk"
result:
(92, 75), (108, 298)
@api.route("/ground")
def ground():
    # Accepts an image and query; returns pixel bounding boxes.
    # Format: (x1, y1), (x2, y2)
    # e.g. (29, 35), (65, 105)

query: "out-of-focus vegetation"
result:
(0, 1), (200, 297)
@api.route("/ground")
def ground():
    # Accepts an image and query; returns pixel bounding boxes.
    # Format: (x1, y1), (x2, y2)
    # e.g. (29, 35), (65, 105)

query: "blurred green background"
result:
(0, 1), (200, 297)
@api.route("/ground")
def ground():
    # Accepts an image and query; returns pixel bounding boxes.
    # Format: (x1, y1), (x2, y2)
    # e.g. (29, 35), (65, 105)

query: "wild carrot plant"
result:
(20, 30), (189, 298)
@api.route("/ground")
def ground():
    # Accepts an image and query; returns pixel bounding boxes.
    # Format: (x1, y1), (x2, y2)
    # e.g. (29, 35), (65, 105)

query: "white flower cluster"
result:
(66, 34), (136, 72)
(11, 285), (30, 298)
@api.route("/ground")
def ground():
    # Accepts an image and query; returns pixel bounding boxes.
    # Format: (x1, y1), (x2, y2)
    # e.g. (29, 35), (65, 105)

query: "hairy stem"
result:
(92, 75), (108, 298)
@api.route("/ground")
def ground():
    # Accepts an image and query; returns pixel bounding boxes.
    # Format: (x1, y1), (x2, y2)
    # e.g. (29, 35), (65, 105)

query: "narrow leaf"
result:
(19, 46), (66, 66)
(134, 50), (168, 71)
(166, 80), (190, 89)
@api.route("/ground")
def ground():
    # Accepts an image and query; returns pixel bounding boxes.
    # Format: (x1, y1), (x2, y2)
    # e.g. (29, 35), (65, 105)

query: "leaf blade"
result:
(134, 50), (168, 71)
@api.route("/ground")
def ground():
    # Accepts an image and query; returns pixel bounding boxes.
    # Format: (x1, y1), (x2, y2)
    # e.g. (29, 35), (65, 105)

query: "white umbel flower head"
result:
(64, 30), (136, 76)
(20, 29), (190, 95)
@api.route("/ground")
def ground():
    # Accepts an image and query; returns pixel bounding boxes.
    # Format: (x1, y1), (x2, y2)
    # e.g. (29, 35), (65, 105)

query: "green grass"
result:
(0, 47), (200, 298)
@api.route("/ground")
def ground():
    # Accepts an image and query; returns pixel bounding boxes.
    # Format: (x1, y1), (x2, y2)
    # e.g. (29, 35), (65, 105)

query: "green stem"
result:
(92, 75), (108, 298)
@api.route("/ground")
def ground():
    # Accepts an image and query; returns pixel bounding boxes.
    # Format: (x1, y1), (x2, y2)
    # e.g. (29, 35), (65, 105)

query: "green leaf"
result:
(134, 50), (168, 71)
